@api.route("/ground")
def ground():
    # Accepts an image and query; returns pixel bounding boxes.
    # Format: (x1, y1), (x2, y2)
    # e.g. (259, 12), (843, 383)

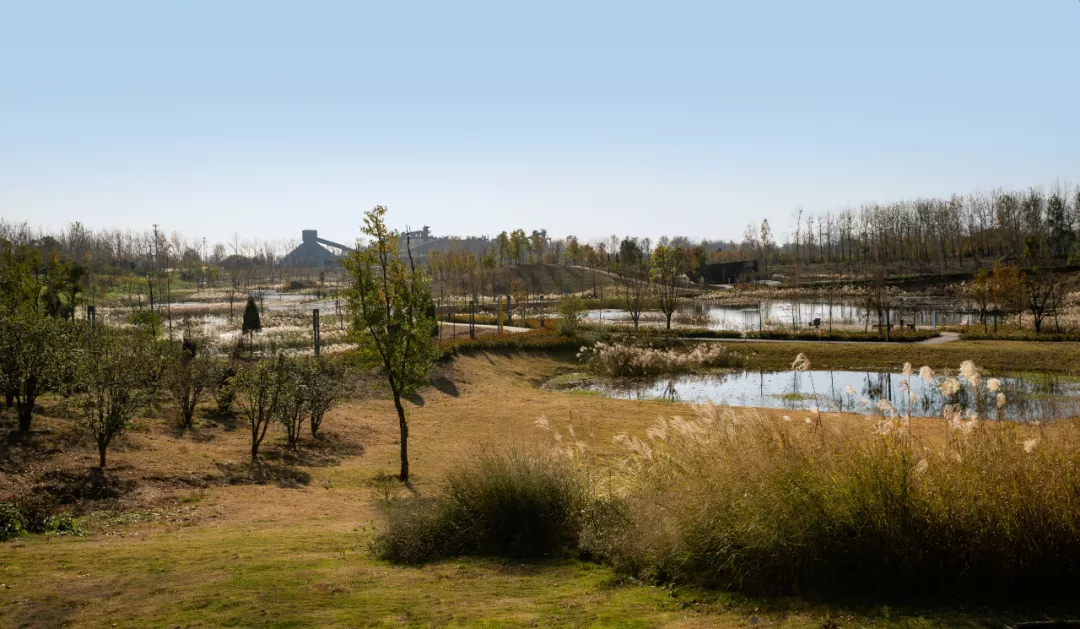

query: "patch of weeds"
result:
(543, 372), (598, 390)
(367, 471), (405, 504)
(179, 489), (205, 504)
(0, 495), (81, 540)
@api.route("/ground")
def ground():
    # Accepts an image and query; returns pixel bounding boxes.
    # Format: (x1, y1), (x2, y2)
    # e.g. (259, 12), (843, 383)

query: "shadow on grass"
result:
(36, 467), (138, 504)
(166, 422), (218, 443)
(259, 429), (368, 469)
(431, 375), (460, 397)
(200, 409), (240, 431)
(215, 460), (312, 488)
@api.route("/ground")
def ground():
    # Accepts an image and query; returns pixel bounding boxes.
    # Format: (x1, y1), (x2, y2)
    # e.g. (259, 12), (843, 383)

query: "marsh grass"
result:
(591, 362), (1080, 597)
(581, 342), (743, 377)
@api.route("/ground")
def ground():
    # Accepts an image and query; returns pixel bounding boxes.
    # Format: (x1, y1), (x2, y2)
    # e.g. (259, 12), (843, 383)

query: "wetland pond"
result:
(587, 300), (983, 331)
(552, 369), (1080, 422)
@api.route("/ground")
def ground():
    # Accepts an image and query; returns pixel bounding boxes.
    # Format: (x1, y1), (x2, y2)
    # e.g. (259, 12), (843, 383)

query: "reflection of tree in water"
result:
(605, 369), (1080, 423)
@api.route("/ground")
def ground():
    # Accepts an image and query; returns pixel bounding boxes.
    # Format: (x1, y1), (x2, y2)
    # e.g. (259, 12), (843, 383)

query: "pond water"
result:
(566, 370), (1080, 422)
(587, 300), (982, 331)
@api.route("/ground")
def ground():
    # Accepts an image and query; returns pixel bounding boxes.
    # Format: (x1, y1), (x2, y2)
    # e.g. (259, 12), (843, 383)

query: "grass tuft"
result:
(372, 449), (588, 564)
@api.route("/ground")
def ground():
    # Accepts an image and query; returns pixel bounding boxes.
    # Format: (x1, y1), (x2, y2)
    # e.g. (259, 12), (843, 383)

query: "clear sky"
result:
(2, 0), (1078, 247)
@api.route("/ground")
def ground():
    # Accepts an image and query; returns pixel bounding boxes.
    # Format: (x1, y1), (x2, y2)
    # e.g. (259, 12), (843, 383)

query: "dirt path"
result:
(919, 331), (960, 345)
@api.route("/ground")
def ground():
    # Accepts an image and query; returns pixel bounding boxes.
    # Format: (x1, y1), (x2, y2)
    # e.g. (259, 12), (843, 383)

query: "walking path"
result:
(438, 321), (530, 334)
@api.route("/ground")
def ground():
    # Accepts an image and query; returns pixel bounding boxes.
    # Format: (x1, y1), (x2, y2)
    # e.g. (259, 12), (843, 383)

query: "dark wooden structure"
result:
(703, 260), (759, 284)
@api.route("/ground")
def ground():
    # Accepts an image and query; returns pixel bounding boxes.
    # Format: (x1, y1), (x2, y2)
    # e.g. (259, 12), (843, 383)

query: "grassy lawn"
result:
(2, 347), (1077, 627)
(727, 338), (1080, 375)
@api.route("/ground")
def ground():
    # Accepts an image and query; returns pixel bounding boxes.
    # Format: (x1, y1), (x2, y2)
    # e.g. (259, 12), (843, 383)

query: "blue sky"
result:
(2, 0), (1078, 247)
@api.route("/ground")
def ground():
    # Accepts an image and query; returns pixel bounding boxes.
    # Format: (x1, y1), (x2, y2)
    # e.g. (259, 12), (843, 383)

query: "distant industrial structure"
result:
(280, 230), (354, 268)
(281, 227), (491, 268)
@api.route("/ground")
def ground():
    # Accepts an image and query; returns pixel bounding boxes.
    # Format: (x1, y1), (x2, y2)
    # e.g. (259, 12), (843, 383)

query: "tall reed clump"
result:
(371, 448), (590, 564)
(588, 361), (1080, 597)
(581, 342), (742, 378)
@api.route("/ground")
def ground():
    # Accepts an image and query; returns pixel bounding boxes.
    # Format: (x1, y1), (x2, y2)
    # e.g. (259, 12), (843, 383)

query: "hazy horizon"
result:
(3, 1), (1078, 246)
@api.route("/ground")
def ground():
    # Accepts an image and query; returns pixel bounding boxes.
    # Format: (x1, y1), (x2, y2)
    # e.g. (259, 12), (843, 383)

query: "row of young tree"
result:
(0, 232), (348, 466)
(0, 318), (347, 467)
(740, 186), (1080, 271)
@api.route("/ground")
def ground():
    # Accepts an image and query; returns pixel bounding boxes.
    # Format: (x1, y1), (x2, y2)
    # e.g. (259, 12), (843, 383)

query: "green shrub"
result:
(215, 362), (237, 414)
(0, 499), (24, 540)
(128, 308), (163, 330)
(556, 295), (588, 337)
(0, 495), (78, 540)
(372, 450), (588, 564)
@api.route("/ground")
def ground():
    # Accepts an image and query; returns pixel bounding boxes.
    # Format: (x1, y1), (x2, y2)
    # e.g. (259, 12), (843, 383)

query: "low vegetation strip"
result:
(434, 329), (581, 356)
(960, 328), (1080, 342)
(745, 328), (940, 342)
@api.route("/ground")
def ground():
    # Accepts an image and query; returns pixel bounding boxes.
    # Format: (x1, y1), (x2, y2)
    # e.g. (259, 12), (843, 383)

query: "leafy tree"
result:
(0, 311), (75, 434)
(651, 244), (685, 329)
(303, 357), (347, 437)
(0, 241), (44, 315)
(75, 328), (158, 467)
(241, 296), (261, 352)
(990, 263), (1021, 329)
(968, 268), (993, 333)
(344, 206), (438, 482)
(162, 337), (221, 428)
(496, 231), (510, 267)
(274, 357), (307, 449)
(231, 355), (288, 460)
(616, 237), (650, 331)
(509, 229), (528, 265)
(214, 361), (237, 414)
(556, 294), (588, 337)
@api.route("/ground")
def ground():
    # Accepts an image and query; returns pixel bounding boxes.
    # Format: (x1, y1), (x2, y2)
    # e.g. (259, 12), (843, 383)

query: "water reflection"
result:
(587, 300), (984, 332)
(576, 370), (1080, 422)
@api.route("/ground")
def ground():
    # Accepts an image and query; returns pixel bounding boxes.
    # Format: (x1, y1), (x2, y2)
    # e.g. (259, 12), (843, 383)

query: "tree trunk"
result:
(393, 391), (409, 482)
(665, 312), (672, 329)
(4, 390), (13, 409)
(17, 391), (35, 433)
(99, 442), (108, 468)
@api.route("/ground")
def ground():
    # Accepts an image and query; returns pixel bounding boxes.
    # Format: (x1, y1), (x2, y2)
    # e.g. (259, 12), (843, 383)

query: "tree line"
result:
(740, 185), (1080, 271)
